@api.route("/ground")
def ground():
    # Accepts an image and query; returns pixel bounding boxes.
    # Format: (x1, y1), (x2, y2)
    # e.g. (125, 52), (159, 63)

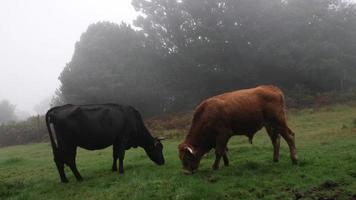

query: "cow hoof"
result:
(61, 179), (69, 183)
(183, 169), (193, 175)
(212, 165), (219, 170)
(183, 169), (197, 175)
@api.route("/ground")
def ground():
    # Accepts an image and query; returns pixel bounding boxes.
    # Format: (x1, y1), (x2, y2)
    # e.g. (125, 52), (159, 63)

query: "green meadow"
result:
(1, 104), (356, 200)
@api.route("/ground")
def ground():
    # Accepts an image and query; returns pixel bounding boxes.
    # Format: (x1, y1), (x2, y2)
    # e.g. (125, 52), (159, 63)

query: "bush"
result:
(285, 87), (356, 109)
(0, 116), (48, 147)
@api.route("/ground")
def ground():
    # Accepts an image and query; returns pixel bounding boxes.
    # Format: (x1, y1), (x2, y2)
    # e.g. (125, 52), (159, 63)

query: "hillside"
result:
(1, 104), (356, 199)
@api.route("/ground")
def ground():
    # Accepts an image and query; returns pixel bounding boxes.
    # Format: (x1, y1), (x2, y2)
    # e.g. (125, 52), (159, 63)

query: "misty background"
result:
(1, 0), (356, 125)
(0, 0), (136, 118)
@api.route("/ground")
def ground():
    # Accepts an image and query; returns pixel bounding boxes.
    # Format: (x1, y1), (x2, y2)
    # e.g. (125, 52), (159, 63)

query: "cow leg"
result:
(112, 145), (118, 171)
(68, 160), (83, 182)
(279, 126), (298, 164)
(53, 145), (69, 183)
(269, 109), (298, 165)
(66, 146), (83, 181)
(213, 151), (222, 170)
(212, 133), (230, 170)
(213, 148), (229, 170)
(118, 149), (125, 174)
(54, 158), (68, 183)
(222, 150), (229, 166)
(265, 125), (281, 162)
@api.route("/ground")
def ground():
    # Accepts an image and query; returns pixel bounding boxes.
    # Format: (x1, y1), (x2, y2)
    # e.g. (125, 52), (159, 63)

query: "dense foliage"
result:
(0, 116), (47, 147)
(55, 0), (356, 115)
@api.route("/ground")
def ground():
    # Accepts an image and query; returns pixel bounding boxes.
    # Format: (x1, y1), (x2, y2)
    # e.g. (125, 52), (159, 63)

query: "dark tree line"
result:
(55, 0), (356, 115)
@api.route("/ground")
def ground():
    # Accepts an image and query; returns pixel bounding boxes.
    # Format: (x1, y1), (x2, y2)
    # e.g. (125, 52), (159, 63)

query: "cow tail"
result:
(278, 89), (288, 121)
(45, 111), (59, 157)
(282, 92), (287, 112)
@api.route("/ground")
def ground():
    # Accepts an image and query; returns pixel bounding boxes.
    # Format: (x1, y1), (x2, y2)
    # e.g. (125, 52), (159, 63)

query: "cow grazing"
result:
(45, 104), (165, 183)
(178, 85), (298, 174)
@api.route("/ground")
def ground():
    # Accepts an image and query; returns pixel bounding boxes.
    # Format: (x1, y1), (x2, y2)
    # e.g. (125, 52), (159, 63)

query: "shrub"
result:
(0, 116), (48, 147)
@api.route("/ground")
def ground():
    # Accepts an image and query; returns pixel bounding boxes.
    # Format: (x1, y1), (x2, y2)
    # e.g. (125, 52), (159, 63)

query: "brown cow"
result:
(178, 85), (298, 174)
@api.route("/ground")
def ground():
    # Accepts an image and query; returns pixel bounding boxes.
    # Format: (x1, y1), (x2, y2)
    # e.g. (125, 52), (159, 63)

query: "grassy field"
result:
(1, 105), (356, 200)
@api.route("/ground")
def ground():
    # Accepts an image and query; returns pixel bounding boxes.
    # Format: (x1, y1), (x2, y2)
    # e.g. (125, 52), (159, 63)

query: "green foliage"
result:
(1, 104), (356, 199)
(56, 0), (356, 115)
(0, 116), (47, 147)
(58, 22), (168, 115)
(285, 87), (356, 108)
(133, 0), (356, 92)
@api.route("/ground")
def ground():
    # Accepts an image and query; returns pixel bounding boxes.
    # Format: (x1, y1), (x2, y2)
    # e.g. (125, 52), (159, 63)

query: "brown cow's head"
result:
(178, 143), (202, 174)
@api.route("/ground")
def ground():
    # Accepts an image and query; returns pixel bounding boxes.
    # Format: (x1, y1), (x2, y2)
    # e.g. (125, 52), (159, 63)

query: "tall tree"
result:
(58, 22), (168, 115)
(57, 0), (356, 115)
(132, 0), (356, 92)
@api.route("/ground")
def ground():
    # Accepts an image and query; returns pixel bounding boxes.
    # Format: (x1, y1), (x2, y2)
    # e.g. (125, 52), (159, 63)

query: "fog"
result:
(0, 0), (136, 115)
(1, 0), (356, 119)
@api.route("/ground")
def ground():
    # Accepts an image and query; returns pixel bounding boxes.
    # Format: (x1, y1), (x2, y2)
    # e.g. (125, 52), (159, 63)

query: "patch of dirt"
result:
(293, 180), (354, 200)
(321, 180), (339, 189)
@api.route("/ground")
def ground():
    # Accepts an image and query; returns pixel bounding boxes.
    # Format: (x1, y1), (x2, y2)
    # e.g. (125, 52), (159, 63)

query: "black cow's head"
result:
(145, 137), (165, 165)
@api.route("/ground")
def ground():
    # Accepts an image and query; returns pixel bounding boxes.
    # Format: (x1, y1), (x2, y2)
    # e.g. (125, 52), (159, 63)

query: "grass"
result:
(1, 104), (356, 200)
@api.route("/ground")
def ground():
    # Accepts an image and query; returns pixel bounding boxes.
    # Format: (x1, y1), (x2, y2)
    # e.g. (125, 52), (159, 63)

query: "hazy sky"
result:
(0, 0), (137, 114)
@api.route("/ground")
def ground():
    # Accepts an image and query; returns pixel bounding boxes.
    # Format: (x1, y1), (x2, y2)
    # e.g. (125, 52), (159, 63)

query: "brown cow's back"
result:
(186, 85), (285, 145)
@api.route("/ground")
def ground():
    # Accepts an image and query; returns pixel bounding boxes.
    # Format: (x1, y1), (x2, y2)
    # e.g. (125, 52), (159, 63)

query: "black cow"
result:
(45, 104), (165, 183)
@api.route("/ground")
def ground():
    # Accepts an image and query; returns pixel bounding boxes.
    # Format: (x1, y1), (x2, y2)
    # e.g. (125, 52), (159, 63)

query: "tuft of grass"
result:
(1, 104), (356, 199)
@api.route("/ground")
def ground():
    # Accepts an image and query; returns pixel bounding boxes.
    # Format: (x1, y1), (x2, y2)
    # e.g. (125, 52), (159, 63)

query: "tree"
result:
(0, 100), (16, 124)
(132, 0), (356, 92)
(57, 0), (356, 115)
(58, 22), (168, 115)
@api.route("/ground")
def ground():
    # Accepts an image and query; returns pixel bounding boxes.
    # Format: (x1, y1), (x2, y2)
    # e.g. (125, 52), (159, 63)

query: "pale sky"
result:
(0, 0), (137, 114)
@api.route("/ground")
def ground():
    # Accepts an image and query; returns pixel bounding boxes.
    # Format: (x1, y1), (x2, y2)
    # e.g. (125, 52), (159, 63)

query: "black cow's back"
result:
(48, 104), (133, 150)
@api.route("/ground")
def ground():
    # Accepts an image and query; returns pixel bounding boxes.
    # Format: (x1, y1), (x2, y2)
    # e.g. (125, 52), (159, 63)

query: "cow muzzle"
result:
(182, 169), (196, 175)
(157, 160), (165, 166)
